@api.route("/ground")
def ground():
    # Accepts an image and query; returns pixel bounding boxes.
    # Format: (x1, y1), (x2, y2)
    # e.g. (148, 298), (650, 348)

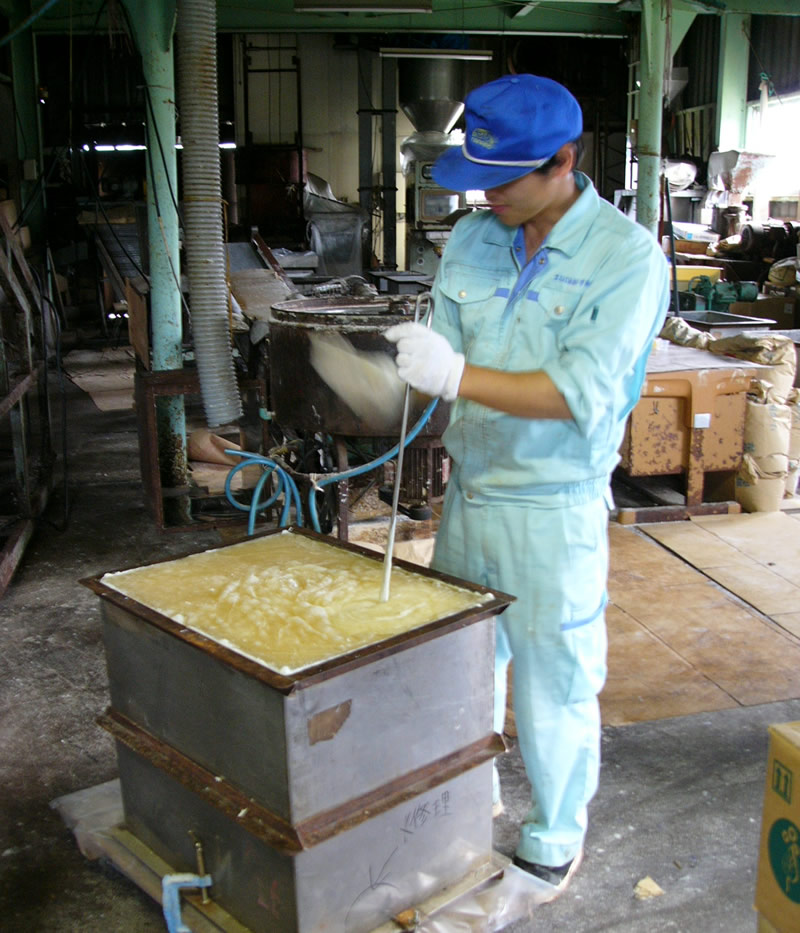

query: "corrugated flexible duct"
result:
(176, 0), (242, 427)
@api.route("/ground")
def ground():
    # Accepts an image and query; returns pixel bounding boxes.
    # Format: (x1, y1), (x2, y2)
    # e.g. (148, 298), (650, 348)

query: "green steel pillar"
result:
(123, 0), (190, 522)
(10, 0), (44, 240)
(636, 0), (667, 239)
(717, 14), (750, 151)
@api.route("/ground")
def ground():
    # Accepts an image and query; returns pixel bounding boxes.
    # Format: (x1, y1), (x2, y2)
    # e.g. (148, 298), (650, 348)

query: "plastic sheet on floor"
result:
(52, 780), (557, 932)
(390, 864), (556, 931)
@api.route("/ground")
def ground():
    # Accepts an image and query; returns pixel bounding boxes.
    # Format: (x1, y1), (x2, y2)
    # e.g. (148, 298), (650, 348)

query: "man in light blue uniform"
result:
(386, 74), (669, 897)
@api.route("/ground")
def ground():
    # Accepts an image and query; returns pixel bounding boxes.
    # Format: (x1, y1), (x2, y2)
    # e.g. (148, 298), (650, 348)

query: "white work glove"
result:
(384, 322), (465, 402)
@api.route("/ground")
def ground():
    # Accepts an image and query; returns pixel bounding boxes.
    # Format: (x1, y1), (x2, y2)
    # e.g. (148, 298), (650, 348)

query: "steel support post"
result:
(358, 48), (374, 269)
(123, 0), (190, 523)
(637, 0), (667, 239)
(381, 56), (397, 270)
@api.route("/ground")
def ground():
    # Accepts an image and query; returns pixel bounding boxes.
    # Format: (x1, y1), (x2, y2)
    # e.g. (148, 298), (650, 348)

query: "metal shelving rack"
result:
(0, 211), (54, 593)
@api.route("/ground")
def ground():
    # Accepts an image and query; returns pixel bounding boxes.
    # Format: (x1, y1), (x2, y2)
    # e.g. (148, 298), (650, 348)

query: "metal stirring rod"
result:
(379, 293), (432, 602)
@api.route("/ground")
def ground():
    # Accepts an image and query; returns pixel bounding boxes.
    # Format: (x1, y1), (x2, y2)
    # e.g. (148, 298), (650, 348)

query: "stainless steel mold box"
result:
(84, 529), (513, 828)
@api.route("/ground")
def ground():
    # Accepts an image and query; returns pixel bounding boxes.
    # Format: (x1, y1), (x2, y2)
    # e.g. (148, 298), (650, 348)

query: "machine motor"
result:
(684, 275), (760, 312)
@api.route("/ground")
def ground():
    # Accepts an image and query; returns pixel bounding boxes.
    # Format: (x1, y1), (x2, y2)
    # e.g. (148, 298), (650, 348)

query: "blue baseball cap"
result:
(432, 74), (583, 192)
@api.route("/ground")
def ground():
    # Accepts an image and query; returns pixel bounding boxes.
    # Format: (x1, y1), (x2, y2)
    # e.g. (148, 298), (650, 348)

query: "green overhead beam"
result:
(707, 0), (800, 11)
(32, 0), (800, 37)
(627, 0), (799, 12)
(35, 0), (628, 36)
(214, 0), (627, 35)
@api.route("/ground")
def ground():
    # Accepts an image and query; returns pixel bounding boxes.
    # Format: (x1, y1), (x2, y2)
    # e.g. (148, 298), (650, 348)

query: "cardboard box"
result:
(730, 296), (798, 330)
(676, 238), (712, 255)
(758, 913), (781, 933)
(755, 721), (800, 932)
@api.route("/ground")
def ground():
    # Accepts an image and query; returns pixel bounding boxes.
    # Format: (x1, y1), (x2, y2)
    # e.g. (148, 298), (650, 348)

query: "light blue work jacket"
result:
(431, 172), (670, 506)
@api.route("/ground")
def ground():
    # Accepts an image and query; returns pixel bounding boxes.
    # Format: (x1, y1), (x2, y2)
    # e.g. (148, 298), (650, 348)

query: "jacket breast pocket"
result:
(438, 267), (509, 359)
(534, 286), (581, 328)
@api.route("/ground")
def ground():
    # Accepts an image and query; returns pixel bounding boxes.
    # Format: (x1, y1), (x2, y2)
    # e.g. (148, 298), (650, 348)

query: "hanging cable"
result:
(742, 23), (785, 107)
(141, 114), (192, 315)
(141, 82), (186, 227)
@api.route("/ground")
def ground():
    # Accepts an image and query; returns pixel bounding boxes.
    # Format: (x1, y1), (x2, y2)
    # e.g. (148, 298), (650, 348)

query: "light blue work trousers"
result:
(432, 480), (609, 867)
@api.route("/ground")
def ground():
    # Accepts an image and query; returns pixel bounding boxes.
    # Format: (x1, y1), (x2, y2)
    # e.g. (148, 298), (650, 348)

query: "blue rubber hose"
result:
(224, 454), (304, 534)
(224, 397), (439, 534)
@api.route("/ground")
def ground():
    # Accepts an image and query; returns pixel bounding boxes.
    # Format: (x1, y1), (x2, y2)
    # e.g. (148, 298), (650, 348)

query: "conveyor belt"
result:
(94, 222), (145, 301)
(227, 239), (296, 322)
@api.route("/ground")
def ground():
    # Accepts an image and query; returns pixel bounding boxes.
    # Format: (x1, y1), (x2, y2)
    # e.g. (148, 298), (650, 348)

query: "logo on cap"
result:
(471, 127), (496, 151)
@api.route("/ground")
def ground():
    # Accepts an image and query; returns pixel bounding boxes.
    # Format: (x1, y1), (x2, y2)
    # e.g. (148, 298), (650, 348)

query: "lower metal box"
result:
(106, 714), (498, 933)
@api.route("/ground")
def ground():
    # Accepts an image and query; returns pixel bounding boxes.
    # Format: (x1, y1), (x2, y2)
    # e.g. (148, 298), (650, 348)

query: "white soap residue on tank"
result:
(102, 532), (493, 674)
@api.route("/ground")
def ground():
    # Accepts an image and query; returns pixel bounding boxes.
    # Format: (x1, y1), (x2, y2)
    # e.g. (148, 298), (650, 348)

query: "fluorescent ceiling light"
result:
(380, 47), (493, 60)
(175, 142), (237, 150)
(91, 142), (237, 151)
(295, 0), (432, 11)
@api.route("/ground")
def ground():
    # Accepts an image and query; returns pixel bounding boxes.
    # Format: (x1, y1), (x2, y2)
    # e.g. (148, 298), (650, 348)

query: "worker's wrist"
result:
(443, 354), (466, 402)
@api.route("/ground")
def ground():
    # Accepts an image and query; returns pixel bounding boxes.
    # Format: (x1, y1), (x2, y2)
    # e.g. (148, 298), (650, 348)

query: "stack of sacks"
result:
(656, 327), (798, 511)
(787, 389), (800, 498)
(708, 335), (796, 512)
(707, 333), (797, 403)
(767, 256), (799, 288)
(659, 315), (711, 349)
(707, 334), (796, 512)
(735, 381), (792, 512)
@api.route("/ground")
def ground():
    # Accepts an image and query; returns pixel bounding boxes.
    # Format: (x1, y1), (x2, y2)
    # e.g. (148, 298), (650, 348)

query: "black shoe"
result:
(512, 847), (583, 901)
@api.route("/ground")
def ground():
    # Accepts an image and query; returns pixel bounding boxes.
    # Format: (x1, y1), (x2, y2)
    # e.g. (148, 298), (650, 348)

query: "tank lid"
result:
(271, 297), (413, 321)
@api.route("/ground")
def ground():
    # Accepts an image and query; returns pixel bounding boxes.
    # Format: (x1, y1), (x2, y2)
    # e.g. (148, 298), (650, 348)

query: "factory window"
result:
(768, 199), (798, 220)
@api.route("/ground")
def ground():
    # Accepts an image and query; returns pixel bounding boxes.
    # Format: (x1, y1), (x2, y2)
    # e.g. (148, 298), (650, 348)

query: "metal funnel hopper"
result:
(398, 58), (465, 134)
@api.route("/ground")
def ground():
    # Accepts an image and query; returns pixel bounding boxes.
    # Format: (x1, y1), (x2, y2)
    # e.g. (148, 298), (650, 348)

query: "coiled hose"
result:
(224, 397), (439, 535)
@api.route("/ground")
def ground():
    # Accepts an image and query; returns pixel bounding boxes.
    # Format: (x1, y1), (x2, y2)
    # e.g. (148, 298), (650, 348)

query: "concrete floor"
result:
(0, 364), (793, 933)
